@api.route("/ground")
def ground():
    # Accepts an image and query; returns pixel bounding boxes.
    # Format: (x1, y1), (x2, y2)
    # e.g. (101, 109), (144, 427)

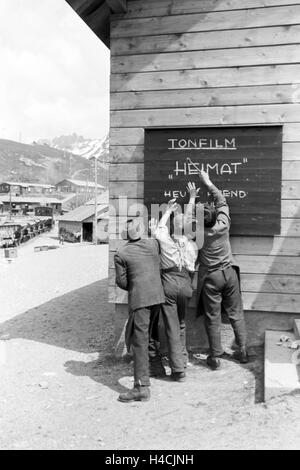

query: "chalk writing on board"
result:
(168, 157), (249, 178)
(168, 138), (237, 150)
(165, 157), (249, 200)
(164, 189), (248, 200)
(144, 127), (282, 236)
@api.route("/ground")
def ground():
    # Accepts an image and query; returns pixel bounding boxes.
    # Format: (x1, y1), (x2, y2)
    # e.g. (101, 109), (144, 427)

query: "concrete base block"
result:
(264, 330), (300, 401)
(294, 319), (300, 339)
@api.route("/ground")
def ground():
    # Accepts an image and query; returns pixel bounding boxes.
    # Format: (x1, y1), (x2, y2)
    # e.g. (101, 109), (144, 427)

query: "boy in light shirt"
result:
(150, 182), (202, 381)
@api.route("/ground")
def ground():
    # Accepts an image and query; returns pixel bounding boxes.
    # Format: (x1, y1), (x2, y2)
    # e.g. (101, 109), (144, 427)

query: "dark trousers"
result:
(201, 266), (247, 357)
(130, 305), (161, 386)
(161, 270), (193, 373)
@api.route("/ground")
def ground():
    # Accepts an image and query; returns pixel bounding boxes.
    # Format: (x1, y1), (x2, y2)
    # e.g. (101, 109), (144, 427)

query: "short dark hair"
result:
(204, 203), (217, 228)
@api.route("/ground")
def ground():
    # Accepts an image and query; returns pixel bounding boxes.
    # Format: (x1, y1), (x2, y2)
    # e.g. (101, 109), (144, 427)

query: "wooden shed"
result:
(66, 0), (300, 348)
(58, 195), (109, 243)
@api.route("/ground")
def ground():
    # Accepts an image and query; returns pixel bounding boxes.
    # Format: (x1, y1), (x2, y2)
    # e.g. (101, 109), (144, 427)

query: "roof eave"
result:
(65, 0), (128, 47)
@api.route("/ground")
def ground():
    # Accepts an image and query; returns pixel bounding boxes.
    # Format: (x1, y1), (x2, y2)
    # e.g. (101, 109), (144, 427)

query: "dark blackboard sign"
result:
(144, 126), (282, 236)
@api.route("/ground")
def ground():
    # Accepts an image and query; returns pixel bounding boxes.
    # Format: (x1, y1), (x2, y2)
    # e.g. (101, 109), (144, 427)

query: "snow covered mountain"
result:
(39, 133), (109, 169)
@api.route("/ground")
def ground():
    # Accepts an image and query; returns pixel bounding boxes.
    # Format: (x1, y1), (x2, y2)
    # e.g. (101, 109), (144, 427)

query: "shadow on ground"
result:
(64, 355), (133, 395)
(0, 278), (132, 394)
(0, 279), (114, 354)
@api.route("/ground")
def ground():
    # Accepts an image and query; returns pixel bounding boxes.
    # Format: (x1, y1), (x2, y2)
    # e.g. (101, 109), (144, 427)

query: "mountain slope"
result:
(0, 138), (108, 186)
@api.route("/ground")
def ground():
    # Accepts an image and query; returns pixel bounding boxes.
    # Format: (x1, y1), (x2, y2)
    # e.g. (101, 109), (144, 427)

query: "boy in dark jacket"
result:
(114, 218), (165, 402)
(187, 170), (248, 370)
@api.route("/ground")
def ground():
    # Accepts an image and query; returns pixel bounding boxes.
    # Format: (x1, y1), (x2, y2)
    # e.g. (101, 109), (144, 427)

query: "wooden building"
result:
(58, 194), (109, 243)
(0, 181), (55, 196)
(55, 178), (105, 194)
(66, 0), (300, 347)
(0, 194), (62, 214)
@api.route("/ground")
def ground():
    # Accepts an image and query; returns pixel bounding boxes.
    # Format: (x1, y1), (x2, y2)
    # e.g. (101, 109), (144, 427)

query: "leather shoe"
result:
(170, 371), (186, 382)
(207, 356), (221, 370)
(118, 386), (150, 403)
(234, 348), (249, 364)
(149, 362), (166, 378)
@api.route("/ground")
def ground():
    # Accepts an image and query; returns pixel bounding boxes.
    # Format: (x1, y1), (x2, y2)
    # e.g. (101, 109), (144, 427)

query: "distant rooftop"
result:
(59, 203), (108, 222)
(1, 181), (55, 189)
(56, 178), (105, 189)
(0, 195), (62, 204)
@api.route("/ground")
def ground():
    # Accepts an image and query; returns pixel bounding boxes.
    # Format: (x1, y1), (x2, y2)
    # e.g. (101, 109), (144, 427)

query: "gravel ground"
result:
(0, 229), (299, 450)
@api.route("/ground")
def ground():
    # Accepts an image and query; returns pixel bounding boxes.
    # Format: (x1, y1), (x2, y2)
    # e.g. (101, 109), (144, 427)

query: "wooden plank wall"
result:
(109, 0), (300, 315)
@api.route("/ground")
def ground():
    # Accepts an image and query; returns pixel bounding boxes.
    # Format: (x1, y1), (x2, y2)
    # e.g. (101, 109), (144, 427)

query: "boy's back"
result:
(115, 238), (165, 311)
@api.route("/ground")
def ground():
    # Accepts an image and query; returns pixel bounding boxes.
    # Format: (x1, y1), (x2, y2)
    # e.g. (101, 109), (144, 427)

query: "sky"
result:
(0, 0), (110, 143)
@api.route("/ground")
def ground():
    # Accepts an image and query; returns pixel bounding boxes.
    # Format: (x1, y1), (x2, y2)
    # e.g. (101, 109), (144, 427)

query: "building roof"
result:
(0, 195), (62, 204)
(65, 0), (128, 46)
(1, 181), (55, 189)
(59, 203), (108, 222)
(56, 178), (105, 189)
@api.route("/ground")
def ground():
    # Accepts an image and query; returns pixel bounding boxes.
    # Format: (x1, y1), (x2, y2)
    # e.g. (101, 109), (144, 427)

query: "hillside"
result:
(0, 137), (108, 187)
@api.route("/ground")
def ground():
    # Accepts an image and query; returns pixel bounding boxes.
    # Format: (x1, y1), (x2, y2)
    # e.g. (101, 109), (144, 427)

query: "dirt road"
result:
(0, 227), (107, 321)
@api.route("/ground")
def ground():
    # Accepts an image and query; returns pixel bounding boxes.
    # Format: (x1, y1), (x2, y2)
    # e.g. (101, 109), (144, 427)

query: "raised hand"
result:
(166, 198), (179, 213)
(186, 181), (200, 199)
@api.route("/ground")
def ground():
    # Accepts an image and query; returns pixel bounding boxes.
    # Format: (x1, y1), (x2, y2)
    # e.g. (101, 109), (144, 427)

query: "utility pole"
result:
(94, 156), (98, 246)
(69, 151), (72, 176)
(9, 185), (12, 220)
(85, 176), (88, 203)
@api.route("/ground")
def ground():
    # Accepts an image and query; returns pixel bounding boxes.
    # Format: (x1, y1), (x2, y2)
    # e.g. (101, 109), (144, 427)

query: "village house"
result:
(0, 181), (55, 196)
(0, 194), (62, 215)
(55, 178), (105, 194)
(58, 191), (109, 243)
